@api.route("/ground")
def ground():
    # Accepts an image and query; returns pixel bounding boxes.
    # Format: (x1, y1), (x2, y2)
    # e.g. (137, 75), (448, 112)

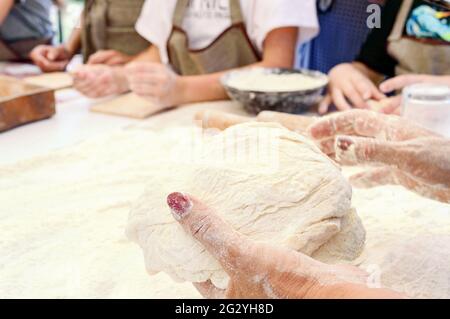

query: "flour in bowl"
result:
(226, 71), (327, 92)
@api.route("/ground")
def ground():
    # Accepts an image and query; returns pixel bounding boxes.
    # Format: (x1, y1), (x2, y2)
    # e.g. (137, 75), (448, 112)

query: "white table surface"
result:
(0, 89), (141, 165)
(0, 84), (247, 166)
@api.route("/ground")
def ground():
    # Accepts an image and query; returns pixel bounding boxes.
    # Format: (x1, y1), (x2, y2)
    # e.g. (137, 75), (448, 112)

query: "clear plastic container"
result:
(402, 84), (450, 138)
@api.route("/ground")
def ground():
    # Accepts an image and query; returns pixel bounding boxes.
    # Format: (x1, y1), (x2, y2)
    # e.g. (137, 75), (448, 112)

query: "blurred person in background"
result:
(320, 0), (450, 114)
(299, 0), (383, 74)
(0, 0), (60, 61)
(30, 0), (150, 72)
(73, 0), (319, 109)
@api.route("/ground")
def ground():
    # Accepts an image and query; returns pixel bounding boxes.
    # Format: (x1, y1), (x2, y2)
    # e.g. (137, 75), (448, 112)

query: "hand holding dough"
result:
(308, 109), (450, 202)
(73, 64), (129, 98)
(367, 97), (402, 115)
(319, 63), (386, 114)
(166, 193), (393, 299)
(126, 123), (365, 289)
(308, 109), (437, 155)
(125, 62), (183, 108)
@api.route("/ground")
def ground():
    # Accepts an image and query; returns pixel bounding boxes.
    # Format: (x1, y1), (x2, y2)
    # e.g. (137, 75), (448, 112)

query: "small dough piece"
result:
(312, 208), (366, 262)
(24, 72), (73, 90)
(367, 99), (394, 113)
(91, 93), (162, 119)
(126, 122), (365, 289)
(0, 75), (41, 99)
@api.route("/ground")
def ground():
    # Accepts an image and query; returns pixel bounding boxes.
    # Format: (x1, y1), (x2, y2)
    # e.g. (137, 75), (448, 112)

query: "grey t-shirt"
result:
(0, 0), (54, 43)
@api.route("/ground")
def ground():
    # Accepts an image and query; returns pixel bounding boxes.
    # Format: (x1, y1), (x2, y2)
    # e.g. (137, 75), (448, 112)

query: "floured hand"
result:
(319, 63), (385, 114)
(87, 50), (134, 66)
(30, 45), (72, 72)
(166, 192), (402, 299)
(308, 110), (450, 202)
(125, 62), (186, 109)
(73, 64), (129, 98)
(380, 74), (450, 93)
(376, 74), (450, 114)
(367, 96), (402, 115)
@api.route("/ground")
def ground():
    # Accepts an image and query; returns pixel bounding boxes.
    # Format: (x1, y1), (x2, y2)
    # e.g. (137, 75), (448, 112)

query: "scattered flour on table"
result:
(0, 128), (201, 298)
(0, 119), (449, 298)
(350, 184), (450, 299)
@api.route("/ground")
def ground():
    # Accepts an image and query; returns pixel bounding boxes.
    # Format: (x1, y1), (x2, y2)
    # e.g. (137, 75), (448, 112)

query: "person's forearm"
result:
(315, 282), (406, 299)
(64, 27), (82, 56)
(424, 75), (450, 86)
(0, 0), (14, 25)
(171, 26), (297, 105)
(131, 45), (161, 63)
(439, 76), (450, 85)
(179, 58), (294, 105)
(179, 72), (228, 104)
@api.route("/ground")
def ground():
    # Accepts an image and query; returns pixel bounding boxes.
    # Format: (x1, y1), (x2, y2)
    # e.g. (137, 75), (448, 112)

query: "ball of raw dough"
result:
(126, 122), (365, 289)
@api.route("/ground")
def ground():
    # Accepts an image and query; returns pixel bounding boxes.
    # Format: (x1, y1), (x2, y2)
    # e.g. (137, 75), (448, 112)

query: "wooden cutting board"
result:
(0, 76), (55, 132)
(24, 72), (73, 90)
(90, 93), (163, 119)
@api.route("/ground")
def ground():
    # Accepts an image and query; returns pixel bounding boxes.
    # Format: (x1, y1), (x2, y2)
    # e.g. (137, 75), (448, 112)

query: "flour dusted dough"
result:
(90, 93), (162, 119)
(24, 72), (73, 90)
(126, 122), (365, 289)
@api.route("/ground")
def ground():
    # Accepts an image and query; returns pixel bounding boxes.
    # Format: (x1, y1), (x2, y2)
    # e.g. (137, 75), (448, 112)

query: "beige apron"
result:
(387, 0), (450, 75)
(81, 0), (150, 62)
(167, 0), (261, 76)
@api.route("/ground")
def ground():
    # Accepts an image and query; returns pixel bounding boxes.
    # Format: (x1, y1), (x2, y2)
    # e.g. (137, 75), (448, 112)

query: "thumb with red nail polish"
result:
(167, 192), (193, 218)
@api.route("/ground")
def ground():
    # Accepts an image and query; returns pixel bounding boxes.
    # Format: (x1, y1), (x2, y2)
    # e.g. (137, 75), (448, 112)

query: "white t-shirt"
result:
(136, 0), (319, 65)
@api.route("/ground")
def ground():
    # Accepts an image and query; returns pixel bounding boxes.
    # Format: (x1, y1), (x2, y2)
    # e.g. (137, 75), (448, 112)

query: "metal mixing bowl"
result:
(221, 68), (328, 115)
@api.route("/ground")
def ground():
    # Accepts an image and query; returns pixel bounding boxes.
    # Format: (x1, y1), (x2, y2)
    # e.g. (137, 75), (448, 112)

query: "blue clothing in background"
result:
(0, 0), (54, 43)
(406, 5), (450, 42)
(299, 0), (376, 73)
